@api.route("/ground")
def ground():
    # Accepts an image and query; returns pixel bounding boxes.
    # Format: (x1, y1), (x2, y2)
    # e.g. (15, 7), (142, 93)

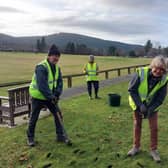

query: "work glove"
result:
(51, 96), (59, 105)
(140, 104), (147, 113)
(139, 104), (148, 118)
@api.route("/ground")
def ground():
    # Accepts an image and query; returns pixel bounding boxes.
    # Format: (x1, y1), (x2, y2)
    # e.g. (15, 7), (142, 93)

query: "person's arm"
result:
(54, 67), (63, 97)
(96, 63), (99, 75)
(83, 64), (86, 73)
(128, 73), (142, 108)
(36, 65), (55, 100)
(148, 83), (167, 112)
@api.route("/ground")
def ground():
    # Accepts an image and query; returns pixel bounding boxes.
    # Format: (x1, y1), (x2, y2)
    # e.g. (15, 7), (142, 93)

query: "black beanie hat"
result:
(48, 44), (60, 56)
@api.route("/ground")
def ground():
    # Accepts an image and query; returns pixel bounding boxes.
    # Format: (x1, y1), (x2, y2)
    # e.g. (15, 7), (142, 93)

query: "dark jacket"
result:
(35, 59), (63, 100)
(128, 69), (167, 112)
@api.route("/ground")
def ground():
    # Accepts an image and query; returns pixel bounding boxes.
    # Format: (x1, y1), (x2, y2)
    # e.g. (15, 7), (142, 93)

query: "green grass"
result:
(0, 52), (151, 84)
(0, 51), (151, 95)
(0, 82), (168, 168)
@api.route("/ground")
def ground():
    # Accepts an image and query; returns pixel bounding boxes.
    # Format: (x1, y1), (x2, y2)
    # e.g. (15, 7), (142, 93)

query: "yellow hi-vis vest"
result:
(85, 63), (98, 81)
(129, 67), (168, 111)
(29, 59), (59, 100)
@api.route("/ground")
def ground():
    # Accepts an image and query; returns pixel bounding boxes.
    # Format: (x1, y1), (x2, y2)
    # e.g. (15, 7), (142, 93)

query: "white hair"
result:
(150, 55), (167, 71)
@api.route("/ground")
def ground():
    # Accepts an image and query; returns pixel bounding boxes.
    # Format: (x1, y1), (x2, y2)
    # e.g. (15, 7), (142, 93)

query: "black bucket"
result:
(108, 93), (121, 107)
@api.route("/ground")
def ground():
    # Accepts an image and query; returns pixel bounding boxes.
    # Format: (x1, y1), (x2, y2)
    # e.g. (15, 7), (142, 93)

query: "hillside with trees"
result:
(0, 32), (142, 55)
(0, 32), (167, 57)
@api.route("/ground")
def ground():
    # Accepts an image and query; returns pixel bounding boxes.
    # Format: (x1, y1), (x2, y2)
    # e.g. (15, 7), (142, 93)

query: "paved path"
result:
(1, 75), (132, 127)
(61, 74), (132, 99)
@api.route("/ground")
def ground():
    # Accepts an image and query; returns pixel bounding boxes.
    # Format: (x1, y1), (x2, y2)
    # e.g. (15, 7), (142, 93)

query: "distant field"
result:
(0, 52), (151, 95)
(0, 52), (151, 83)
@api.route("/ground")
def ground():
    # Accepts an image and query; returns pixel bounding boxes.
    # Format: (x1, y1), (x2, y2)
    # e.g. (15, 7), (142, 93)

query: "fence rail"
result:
(0, 64), (149, 88)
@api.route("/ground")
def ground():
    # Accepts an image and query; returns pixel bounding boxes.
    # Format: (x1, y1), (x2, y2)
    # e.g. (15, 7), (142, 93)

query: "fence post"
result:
(8, 91), (15, 127)
(117, 69), (121, 76)
(105, 71), (109, 79)
(67, 76), (72, 88)
(0, 64), (149, 89)
(0, 99), (3, 123)
(134, 66), (138, 72)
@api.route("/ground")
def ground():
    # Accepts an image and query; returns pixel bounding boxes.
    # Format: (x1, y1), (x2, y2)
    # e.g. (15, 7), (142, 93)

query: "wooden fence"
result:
(0, 64), (149, 88)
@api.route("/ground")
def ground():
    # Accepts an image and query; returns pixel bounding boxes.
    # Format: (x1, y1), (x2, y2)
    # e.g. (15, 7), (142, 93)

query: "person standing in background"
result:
(83, 55), (101, 100)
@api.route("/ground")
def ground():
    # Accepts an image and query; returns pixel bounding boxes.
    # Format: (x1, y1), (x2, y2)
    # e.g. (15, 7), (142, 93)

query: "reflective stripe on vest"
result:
(86, 63), (98, 81)
(129, 67), (168, 110)
(29, 59), (59, 100)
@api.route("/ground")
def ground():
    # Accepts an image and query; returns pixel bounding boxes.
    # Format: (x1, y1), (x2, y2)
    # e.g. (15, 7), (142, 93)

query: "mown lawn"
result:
(0, 82), (168, 168)
(0, 52), (151, 96)
(0, 52), (151, 84)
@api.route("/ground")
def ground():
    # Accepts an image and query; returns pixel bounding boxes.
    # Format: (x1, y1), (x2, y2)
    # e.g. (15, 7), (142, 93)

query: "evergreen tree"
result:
(36, 39), (41, 52)
(65, 42), (72, 54)
(163, 47), (168, 57)
(129, 50), (136, 57)
(70, 42), (75, 54)
(144, 40), (153, 55)
(36, 37), (47, 52)
(108, 46), (116, 56)
(40, 37), (47, 52)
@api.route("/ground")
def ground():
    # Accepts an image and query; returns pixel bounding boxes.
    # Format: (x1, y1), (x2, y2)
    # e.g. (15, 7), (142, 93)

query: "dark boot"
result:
(27, 136), (35, 147)
(57, 135), (72, 146)
(95, 95), (101, 99)
(89, 96), (93, 100)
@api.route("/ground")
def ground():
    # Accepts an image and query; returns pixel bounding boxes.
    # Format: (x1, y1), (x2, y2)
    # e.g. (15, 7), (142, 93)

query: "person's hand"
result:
(51, 97), (59, 104)
(140, 104), (147, 114)
(139, 104), (148, 118)
(85, 71), (88, 75)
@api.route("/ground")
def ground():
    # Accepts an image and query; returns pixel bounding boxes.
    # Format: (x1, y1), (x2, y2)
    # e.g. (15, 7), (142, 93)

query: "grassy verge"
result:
(0, 82), (168, 168)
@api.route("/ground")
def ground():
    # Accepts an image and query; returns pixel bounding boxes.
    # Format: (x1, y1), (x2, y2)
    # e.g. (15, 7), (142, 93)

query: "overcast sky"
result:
(0, 0), (168, 46)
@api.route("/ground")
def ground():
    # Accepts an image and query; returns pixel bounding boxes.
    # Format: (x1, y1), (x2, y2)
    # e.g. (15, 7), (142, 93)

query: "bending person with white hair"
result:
(83, 55), (101, 100)
(127, 56), (168, 162)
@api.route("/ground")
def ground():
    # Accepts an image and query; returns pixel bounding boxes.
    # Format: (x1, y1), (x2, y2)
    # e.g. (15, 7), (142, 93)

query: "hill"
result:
(0, 32), (143, 53)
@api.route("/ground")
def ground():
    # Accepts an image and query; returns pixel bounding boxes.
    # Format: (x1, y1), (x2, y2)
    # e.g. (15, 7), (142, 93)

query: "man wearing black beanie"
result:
(27, 44), (71, 147)
(48, 44), (60, 56)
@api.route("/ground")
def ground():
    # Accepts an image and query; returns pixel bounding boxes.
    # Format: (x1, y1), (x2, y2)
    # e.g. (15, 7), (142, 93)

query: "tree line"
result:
(35, 37), (168, 57)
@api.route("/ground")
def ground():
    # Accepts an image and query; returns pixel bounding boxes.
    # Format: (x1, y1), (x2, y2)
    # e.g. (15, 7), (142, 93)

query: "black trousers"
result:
(27, 98), (64, 138)
(87, 81), (99, 97)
